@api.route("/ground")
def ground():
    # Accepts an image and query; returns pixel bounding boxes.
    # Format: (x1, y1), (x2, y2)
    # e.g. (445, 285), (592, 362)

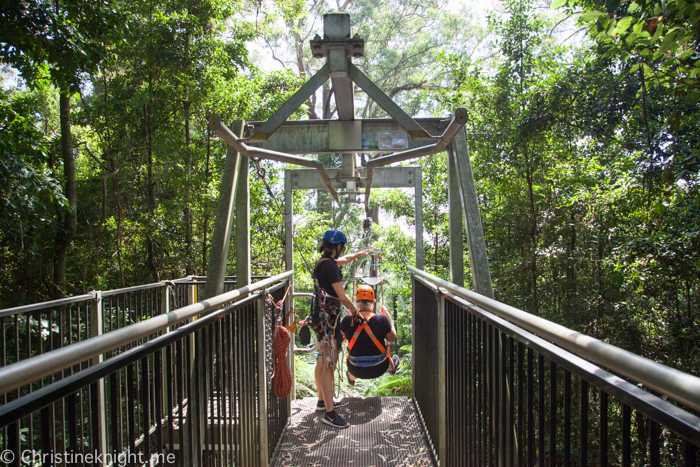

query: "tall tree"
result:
(0, 0), (119, 296)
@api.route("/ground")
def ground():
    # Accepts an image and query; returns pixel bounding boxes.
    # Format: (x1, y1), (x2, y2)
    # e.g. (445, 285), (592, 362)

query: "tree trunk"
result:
(53, 89), (76, 298)
(103, 73), (125, 288)
(183, 99), (193, 274)
(524, 150), (538, 316)
(566, 209), (576, 314)
(202, 121), (211, 273)
(144, 102), (159, 282)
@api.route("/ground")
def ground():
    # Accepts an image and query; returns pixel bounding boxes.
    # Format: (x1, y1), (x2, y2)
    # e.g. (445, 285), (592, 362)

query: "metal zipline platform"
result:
(270, 397), (435, 467)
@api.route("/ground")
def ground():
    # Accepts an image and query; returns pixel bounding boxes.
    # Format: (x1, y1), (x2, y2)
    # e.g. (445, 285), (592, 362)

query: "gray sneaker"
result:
(316, 399), (344, 411)
(389, 354), (400, 375)
(322, 410), (350, 429)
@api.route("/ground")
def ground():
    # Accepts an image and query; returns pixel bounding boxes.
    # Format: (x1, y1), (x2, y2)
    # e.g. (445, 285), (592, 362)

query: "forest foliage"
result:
(0, 0), (699, 390)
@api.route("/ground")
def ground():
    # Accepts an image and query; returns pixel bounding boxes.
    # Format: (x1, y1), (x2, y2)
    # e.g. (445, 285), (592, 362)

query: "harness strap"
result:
(347, 347), (390, 367)
(313, 257), (340, 299)
(346, 312), (391, 361)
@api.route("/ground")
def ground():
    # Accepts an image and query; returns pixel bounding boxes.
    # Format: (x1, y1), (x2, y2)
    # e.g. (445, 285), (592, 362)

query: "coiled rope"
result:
(270, 286), (293, 399)
(272, 322), (292, 399)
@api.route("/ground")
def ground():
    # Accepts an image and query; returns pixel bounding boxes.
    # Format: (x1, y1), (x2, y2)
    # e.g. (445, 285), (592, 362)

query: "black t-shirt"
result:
(314, 258), (342, 297)
(340, 313), (392, 357)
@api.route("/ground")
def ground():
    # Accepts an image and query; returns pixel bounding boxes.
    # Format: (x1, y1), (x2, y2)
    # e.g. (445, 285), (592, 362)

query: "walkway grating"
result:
(270, 397), (435, 467)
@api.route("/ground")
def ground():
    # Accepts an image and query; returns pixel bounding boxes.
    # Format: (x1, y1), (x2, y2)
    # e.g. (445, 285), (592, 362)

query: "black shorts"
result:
(314, 322), (344, 349)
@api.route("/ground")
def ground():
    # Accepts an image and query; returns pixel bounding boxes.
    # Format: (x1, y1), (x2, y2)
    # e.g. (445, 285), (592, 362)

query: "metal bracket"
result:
(310, 36), (365, 59)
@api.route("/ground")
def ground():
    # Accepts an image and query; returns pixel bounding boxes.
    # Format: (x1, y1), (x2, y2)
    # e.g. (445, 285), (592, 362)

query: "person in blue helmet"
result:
(312, 228), (367, 429)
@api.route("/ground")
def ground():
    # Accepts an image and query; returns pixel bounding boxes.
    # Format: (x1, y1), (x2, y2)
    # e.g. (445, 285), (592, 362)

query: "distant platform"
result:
(270, 396), (435, 467)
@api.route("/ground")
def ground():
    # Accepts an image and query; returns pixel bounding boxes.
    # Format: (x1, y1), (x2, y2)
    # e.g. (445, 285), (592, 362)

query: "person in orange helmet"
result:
(340, 285), (399, 385)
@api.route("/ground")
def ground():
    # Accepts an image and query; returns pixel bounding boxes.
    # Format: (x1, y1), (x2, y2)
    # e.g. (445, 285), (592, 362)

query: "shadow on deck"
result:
(270, 397), (435, 467)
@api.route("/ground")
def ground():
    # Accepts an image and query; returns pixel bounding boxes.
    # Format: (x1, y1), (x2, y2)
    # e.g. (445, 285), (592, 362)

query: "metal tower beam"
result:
(450, 128), (493, 298)
(364, 108), (468, 210)
(210, 114), (341, 205)
(448, 149), (465, 287)
(247, 63), (330, 142)
(204, 120), (244, 299)
(348, 63), (432, 139)
(248, 118), (449, 155)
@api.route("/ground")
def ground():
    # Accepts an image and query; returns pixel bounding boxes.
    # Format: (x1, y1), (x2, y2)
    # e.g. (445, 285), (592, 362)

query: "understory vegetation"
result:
(1, 0), (699, 433)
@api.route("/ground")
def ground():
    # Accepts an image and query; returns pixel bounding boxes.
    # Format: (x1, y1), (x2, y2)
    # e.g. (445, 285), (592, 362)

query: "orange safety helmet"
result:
(356, 285), (375, 301)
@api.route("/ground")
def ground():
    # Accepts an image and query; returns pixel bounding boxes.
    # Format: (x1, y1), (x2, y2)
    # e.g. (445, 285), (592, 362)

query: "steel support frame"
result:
(204, 120), (245, 299)
(448, 151), (465, 287)
(236, 154), (251, 287)
(247, 118), (452, 155)
(448, 128), (493, 298)
(285, 167), (424, 270)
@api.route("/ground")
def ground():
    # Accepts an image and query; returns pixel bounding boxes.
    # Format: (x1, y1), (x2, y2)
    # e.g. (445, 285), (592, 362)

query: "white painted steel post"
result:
(437, 288), (447, 465)
(257, 293), (269, 467)
(89, 292), (107, 465)
(160, 283), (170, 411)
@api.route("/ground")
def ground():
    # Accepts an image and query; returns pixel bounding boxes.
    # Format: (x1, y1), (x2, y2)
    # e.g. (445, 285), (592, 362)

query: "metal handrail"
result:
(408, 265), (700, 413)
(0, 293), (95, 318)
(0, 275), (235, 316)
(0, 270), (293, 396)
(100, 281), (168, 297)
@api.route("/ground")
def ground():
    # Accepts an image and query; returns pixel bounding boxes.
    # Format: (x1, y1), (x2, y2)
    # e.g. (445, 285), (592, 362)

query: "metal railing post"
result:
(257, 293), (269, 467)
(90, 291), (107, 464)
(161, 282), (171, 412)
(415, 167), (424, 270)
(437, 288), (447, 466)
(285, 284), (295, 406)
(284, 171), (295, 406)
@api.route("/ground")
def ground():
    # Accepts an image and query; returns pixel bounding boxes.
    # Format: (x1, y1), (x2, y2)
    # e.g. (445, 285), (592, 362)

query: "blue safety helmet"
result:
(322, 229), (347, 244)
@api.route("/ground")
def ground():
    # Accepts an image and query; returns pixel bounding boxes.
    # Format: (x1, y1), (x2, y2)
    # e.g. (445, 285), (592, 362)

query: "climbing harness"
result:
(346, 310), (392, 367)
(295, 257), (345, 369)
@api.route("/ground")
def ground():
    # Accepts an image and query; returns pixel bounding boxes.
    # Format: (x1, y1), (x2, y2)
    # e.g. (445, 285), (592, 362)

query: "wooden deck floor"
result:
(270, 397), (435, 467)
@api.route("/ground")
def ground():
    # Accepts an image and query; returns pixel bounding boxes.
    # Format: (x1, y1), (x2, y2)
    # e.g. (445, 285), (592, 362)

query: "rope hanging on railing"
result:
(269, 286), (293, 399)
(272, 323), (291, 399)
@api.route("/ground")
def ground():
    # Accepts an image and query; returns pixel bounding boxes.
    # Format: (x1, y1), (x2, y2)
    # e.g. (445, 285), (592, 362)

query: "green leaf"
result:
(633, 20), (644, 34)
(580, 10), (605, 22)
(551, 0), (568, 8)
(653, 201), (665, 216)
(627, 2), (640, 13)
(659, 30), (679, 54)
(614, 17), (635, 34)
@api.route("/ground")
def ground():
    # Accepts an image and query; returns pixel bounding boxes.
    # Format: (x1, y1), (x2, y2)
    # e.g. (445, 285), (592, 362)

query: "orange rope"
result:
(273, 323), (292, 399)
